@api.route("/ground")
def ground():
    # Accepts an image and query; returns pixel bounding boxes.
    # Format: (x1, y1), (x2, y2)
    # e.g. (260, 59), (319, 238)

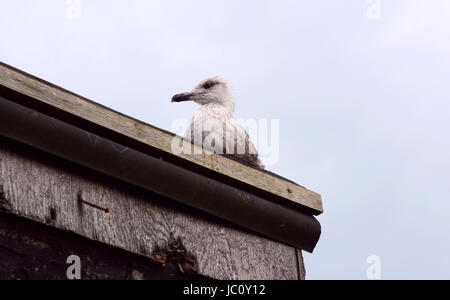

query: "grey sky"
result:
(1, 0), (449, 279)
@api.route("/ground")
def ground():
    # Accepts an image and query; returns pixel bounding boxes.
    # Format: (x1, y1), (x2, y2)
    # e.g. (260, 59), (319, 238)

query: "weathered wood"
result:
(0, 139), (303, 280)
(297, 249), (307, 280)
(0, 213), (207, 280)
(0, 62), (323, 215)
(0, 97), (321, 252)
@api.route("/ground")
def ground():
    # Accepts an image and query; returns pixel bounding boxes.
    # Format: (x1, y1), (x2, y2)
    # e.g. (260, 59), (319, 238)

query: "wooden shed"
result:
(0, 62), (323, 280)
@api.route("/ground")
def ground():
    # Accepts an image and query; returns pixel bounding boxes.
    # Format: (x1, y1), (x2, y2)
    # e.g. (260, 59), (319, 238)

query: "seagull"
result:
(172, 76), (265, 170)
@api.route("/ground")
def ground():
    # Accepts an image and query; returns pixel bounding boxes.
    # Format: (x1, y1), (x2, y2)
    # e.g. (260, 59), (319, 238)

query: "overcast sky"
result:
(1, 0), (450, 279)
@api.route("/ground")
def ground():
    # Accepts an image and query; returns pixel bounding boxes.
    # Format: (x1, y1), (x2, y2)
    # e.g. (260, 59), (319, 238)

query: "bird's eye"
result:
(202, 81), (218, 89)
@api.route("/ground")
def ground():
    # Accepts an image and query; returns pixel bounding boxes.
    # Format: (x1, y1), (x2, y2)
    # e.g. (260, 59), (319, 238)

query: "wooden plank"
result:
(0, 214), (207, 280)
(0, 140), (302, 280)
(297, 249), (307, 280)
(0, 62), (323, 214)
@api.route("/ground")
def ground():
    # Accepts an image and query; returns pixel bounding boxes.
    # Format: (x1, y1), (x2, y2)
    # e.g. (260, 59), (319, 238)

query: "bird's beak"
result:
(171, 92), (195, 103)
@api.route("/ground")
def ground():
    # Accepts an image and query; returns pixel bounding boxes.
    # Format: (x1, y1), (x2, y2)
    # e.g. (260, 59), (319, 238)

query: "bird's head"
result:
(172, 76), (234, 112)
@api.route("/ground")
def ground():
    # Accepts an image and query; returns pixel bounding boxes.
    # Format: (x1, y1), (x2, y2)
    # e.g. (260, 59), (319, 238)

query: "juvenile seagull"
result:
(172, 77), (265, 170)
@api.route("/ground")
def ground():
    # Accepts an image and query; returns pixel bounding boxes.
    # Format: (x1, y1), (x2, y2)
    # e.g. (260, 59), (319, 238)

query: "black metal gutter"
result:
(0, 97), (321, 252)
(0, 66), (323, 216)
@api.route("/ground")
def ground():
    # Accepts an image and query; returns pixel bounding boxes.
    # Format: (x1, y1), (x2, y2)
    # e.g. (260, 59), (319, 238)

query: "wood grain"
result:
(297, 249), (307, 280)
(0, 141), (303, 280)
(0, 62), (323, 214)
(0, 214), (208, 280)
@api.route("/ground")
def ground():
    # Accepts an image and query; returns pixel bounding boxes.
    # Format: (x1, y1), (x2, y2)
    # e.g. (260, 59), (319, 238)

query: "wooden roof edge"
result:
(0, 62), (323, 215)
